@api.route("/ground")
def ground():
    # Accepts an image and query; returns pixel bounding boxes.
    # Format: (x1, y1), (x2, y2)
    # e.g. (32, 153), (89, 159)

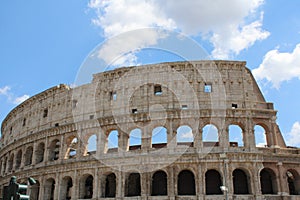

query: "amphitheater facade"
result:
(0, 60), (300, 200)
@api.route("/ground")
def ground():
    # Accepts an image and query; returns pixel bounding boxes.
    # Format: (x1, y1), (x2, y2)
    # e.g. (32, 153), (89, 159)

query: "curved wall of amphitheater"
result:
(0, 60), (300, 200)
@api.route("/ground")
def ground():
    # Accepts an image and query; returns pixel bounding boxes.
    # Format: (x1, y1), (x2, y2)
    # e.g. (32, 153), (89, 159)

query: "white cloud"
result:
(286, 121), (300, 147)
(0, 85), (30, 105)
(88, 0), (269, 64)
(13, 95), (30, 105)
(179, 130), (193, 140)
(252, 44), (300, 89)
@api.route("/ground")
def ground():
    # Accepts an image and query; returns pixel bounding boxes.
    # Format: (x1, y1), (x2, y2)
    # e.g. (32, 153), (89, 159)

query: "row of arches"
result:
(0, 124), (269, 175)
(27, 168), (300, 199)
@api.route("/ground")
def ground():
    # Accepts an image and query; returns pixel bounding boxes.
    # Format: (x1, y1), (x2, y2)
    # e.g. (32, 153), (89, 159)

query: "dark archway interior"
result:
(178, 170), (195, 195)
(260, 169), (275, 194)
(205, 170), (222, 195)
(105, 173), (116, 197)
(126, 173), (141, 197)
(233, 169), (249, 194)
(151, 171), (168, 196)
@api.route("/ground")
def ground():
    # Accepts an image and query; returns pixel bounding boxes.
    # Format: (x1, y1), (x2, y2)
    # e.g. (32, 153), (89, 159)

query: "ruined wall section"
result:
(0, 60), (278, 147)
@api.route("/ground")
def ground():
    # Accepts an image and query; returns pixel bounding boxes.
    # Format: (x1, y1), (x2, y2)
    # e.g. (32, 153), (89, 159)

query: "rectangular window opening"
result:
(22, 118), (26, 127)
(72, 100), (78, 109)
(181, 105), (188, 110)
(232, 103), (238, 109)
(154, 85), (162, 96)
(89, 115), (94, 120)
(132, 108), (138, 114)
(204, 83), (212, 93)
(43, 109), (48, 118)
(110, 91), (117, 101)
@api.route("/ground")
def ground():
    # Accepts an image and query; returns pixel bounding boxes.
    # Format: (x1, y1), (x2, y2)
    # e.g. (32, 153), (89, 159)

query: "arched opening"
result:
(152, 126), (167, 148)
(254, 125), (267, 147)
(151, 170), (168, 196)
(286, 169), (300, 195)
(15, 150), (22, 169)
(86, 134), (97, 155)
(44, 178), (55, 200)
(24, 146), (33, 166)
(205, 169), (222, 195)
(104, 173), (116, 197)
(30, 180), (40, 200)
(202, 124), (219, 147)
(260, 168), (277, 194)
(8, 154), (14, 172)
(65, 136), (78, 159)
(35, 142), (45, 163)
(229, 125), (244, 147)
(177, 125), (193, 146)
(233, 169), (250, 194)
(48, 139), (60, 161)
(79, 175), (93, 199)
(125, 173), (141, 197)
(107, 130), (118, 153)
(178, 170), (195, 195)
(60, 176), (73, 200)
(129, 128), (142, 150)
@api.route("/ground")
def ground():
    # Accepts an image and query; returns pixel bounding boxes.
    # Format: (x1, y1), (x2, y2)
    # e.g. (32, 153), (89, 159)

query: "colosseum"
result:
(0, 60), (300, 200)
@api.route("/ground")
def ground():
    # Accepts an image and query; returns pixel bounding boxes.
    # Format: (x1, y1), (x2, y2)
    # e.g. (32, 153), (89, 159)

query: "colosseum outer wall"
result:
(0, 60), (299, 200)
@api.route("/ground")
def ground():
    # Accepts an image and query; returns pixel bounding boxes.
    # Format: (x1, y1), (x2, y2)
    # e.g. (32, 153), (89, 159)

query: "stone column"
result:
(116, 170), (124, 198)
(220, 127), (229, 149)
(168, 166), (175, 200)
(197, 163), (204, 198)
(141, 126), (151, 150)
(195, 128), (203, 152)
(277, 162), (289, 195)
(141, 172), (150, 199)
(71, 170), (78, 199)
(54, 173), (60, 200)
(118, 130), (129, 152)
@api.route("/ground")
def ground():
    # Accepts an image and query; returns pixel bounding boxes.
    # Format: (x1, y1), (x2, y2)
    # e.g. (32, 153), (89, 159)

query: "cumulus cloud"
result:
(88, 0), (269, 65)
(0, 85), (30, 105)
(179, 130), (193, 140)
(0, 86), (10, 96)
(252, 44), (300, 89)
(13, 95), (30, 105)
(286, 121), (300, 147)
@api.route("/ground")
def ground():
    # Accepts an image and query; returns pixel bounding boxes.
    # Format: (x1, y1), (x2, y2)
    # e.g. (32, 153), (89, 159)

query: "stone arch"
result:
(228, 124), (244, 147)
(260, 168), (278, 194)
(254, 124), (267, 147)
(286, 169), (300, 195)
(48, 139), (60, 161)
(30, 180), (40, 200)
(86, 134), (97, 155)
(15, 150), (22, 169)
(176, 125), (193, 146)
(151, 170), (168, 196)
(202, 124), (219, 147)
(233, 168), (250, 194)
(8, 153), (14, 172)
(35, 142), (45, 163)
(60, 176), (73, 200)
(65, 135), (78, 159)
(205, 169), (222, 195)
(178, 169), (196, 195)
(24, 146), (33, 166)
(44, 178), (55, 200)
(151, 126), (167, 148)
(79, 174), (93, 199)
(129, 128), (142, 150)
(125, 172), (141, 197)
(103, 173), (116, 198)
(106, 130), (118, 153)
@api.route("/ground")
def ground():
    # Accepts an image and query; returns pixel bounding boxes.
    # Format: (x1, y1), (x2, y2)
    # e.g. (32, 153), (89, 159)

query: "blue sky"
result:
(1, 0), (300, 147)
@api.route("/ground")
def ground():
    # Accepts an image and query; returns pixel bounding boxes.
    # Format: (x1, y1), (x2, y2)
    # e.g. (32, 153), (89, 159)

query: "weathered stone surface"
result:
(0, 60), (299, 199)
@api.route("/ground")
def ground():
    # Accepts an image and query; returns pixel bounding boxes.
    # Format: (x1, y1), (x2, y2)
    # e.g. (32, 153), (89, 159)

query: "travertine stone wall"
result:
(0, 60), (298, 200)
